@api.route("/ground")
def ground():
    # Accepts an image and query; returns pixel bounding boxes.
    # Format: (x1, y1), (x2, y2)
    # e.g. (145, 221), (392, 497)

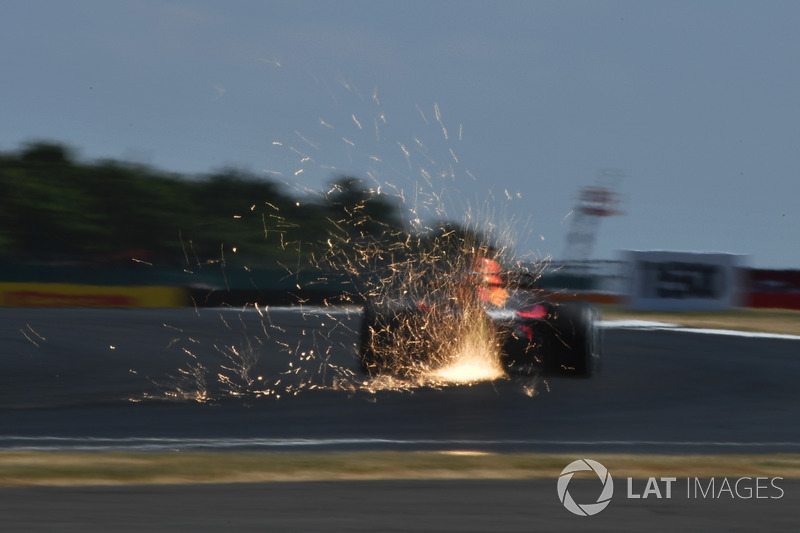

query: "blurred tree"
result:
(19, 141), (74, 165)
(0, 143), (410, 267)
(324, 176), (403, 240)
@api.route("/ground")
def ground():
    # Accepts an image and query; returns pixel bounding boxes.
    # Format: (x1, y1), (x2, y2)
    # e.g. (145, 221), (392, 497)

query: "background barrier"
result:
(621, 251), (749, 311)
(1, 259), (798, 310)
(0, 283), (188, 308)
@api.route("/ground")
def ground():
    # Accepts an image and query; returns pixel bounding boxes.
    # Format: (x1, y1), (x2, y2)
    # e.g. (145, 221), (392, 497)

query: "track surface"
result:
(1, 308), (799, 530)
(1, 307), (799, 452)
(2, 479), (799, 532)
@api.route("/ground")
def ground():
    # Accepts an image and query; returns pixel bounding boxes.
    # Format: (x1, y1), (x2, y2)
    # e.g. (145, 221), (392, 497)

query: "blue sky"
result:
(2, 1), (798, 268)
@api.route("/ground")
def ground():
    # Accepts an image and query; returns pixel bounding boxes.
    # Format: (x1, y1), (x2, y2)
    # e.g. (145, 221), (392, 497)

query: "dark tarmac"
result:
(1, 308), (798, 453)
(1, 307), (799, 530)
(1, 479), (798, 532)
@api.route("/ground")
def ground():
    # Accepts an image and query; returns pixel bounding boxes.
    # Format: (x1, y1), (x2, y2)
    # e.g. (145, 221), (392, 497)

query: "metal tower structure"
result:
(561, 169), (625, 263)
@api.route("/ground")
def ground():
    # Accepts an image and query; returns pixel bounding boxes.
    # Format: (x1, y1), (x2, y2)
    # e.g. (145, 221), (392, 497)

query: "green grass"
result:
(2, 451), (800, 487)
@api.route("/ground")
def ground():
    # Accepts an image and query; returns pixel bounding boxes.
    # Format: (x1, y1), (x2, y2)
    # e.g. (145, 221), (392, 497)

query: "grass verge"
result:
(2, 451), (800, 487)
(600, 306), (800, 337)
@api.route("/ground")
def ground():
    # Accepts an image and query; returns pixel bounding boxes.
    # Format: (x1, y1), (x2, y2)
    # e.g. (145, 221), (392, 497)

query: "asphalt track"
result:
(1, 479), (799, 532)
(1, 307), (800, 530)
(1, 307), (799, 453)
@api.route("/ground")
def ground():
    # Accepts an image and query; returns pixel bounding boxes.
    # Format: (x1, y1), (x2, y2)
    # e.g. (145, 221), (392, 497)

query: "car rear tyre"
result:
(547, 301), (601, 377)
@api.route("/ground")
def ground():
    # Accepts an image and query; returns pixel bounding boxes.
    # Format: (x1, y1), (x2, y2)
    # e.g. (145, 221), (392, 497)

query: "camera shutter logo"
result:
(557, 459), (614, 516)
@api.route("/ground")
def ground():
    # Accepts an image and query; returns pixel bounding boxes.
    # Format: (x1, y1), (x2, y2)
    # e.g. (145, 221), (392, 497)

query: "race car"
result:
(359, 254), (602, 378)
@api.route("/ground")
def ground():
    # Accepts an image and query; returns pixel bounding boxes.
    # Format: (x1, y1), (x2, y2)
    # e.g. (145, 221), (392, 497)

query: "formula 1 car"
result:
(359, 255), (602, 378)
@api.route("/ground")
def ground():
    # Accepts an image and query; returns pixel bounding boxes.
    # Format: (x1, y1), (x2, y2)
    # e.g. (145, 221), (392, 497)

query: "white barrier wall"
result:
(623, 251), (748, 311)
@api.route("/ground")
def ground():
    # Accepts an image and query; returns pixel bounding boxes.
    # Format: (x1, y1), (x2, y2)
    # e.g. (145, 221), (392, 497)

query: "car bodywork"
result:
(359, 255), (602, 378)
